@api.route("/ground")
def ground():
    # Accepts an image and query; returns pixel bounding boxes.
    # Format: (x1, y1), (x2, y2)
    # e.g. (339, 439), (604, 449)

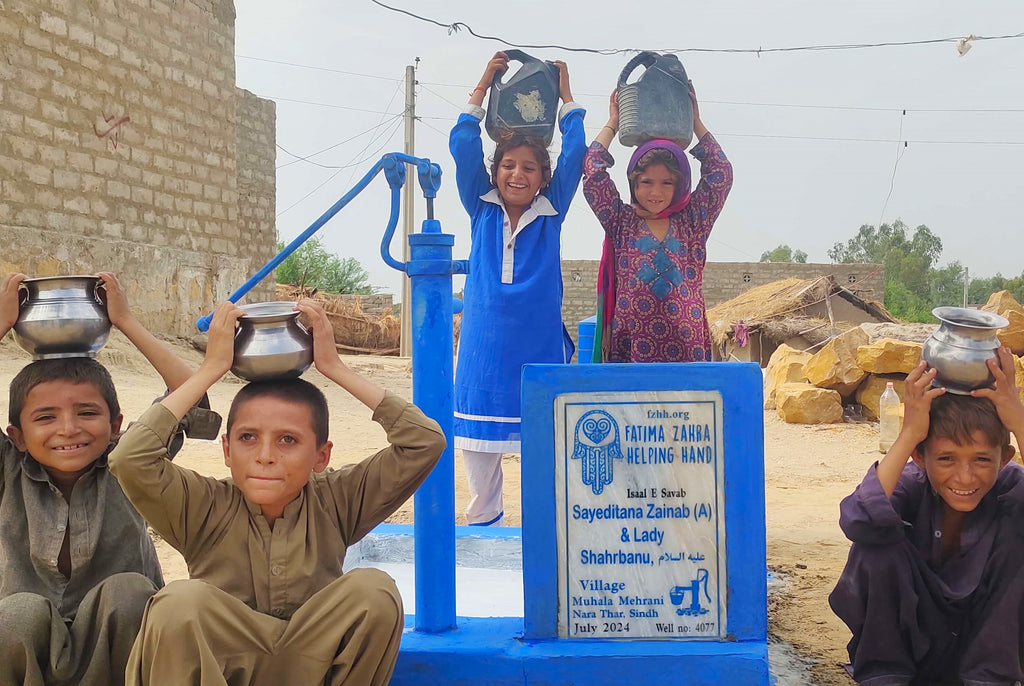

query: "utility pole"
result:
(963, 266), (969, 307)
(400, 60), (418, 357)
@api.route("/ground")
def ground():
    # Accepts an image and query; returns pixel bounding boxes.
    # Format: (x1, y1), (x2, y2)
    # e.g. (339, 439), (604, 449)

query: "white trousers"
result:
(460, 450), (505, 526)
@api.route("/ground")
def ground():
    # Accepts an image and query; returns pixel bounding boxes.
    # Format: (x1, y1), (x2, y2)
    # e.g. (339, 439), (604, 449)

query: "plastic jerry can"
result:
(485, 49), (560, 146)
(617, 51), (693, 148)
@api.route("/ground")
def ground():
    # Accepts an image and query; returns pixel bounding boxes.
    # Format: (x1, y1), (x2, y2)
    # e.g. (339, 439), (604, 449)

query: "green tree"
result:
(829, 220), (943, 322)
(274, 237), (375, 294)
(928, 260), (966, 308)
(759, 244), (807, 263)
(968, 271), (1024, 306)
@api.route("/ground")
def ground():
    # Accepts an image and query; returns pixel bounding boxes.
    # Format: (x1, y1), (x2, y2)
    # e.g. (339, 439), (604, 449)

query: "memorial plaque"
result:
(554, 391), (727, 639)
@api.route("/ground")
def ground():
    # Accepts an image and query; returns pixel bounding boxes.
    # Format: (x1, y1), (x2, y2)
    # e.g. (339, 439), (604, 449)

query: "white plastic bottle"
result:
(878, 382), (900, 454)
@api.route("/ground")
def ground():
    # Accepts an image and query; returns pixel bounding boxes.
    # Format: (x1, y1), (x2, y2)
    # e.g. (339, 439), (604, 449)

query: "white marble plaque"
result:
(554, 391), (727, 639)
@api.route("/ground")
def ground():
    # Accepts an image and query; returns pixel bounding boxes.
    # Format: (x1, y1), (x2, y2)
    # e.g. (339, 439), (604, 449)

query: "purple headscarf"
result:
(626, 139), (692, 218)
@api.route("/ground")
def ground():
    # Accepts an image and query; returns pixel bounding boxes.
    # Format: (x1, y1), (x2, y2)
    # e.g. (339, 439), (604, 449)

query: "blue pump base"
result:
(393, 616), (769, 685)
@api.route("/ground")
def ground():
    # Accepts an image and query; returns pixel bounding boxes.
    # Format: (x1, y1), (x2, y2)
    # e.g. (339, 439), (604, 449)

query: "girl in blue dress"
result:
(449, 52), (586, 525)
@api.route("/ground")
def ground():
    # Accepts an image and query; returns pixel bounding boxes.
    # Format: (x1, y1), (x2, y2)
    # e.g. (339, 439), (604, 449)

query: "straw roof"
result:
(706, 275), (898, 347)
(275, 284), (400, 355)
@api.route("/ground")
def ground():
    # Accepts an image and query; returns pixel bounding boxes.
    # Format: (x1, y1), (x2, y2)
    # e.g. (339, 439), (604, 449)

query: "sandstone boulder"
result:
(803, 327), (869, 396)
(981, 290), (1024, 316)
(776, 383), (843, 424)
(997, 310), (1024, 355)
(981, 291), (1024, 354)
(1016, 354), (1024, 406)
(763, 344), (811, 410)
(855, 374), (907, 421)
(856, 338), (922, 375)
(860, 322), (937, 344)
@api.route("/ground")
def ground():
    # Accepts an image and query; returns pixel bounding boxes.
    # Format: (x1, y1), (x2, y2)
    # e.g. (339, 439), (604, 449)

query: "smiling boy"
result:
(830, 348), (1024, 686)
(0, 272), (215, 686)
(109, 300), (445, 685)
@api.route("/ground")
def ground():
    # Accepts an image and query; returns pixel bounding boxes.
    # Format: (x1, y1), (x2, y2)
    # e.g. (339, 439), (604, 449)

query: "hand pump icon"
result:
(670, 569), (711, 617)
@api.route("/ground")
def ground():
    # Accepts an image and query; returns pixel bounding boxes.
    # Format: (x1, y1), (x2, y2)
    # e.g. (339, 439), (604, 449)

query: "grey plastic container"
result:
(485, 49), (560, 146)
(617, 52), (693, 148)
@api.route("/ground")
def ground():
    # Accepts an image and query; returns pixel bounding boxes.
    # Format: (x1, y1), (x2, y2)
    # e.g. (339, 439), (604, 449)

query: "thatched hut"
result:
(707, 275), (899, 366)
(275, 284), (401, 355)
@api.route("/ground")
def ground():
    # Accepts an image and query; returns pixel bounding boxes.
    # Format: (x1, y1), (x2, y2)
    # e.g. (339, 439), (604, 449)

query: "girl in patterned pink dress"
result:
(582, 85), (733, 363)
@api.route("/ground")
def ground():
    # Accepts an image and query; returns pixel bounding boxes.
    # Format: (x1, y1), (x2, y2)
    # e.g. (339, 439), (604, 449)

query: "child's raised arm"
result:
(468, 52), (507, 108)
(0, 273), (26, 339)
(450, 53), (508, 217)
(972, 346), (1024, 447)
(159, 301), (243, 421)
(690, 81), (708, 140)
(295, 299), (386, 411)
(98, 271), (194, 392)
(546, 60), (586, 215)
(593, 90), (619, 149)
(878, 361), (945, 496)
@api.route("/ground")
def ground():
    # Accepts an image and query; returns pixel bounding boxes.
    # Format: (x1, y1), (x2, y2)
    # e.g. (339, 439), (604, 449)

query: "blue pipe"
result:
(195, 159), (387, 331)
(199, 152), (459, 633)
(408, 220), (457, 632)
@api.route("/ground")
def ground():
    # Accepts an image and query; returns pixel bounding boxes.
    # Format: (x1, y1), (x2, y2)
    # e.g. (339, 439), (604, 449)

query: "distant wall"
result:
(561, 260), (601, 342)
(336, 293), (394, 318)
(702, 262), (883, 308)
(560, 260), (884, 350)
(0, 0), (276, 336)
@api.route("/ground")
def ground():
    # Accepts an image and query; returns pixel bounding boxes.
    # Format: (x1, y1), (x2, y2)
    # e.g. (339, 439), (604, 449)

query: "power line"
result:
(368, 0), (1024, 56)
(264, 94), (451, 120)
(238, 55), (1024, 114)
(419, 83), (463, 111)
(704, 100), (1024, 114)
(276, 118), (403, 218)
(417, 117), (450, 139)
(714, 132), (1024, 145)
(277, 113), (403, 170)
(708, 236), (761, 261)
(276, 81), (404, 170)
(237, 54), (401, 82)
(879, 112), (908, 227)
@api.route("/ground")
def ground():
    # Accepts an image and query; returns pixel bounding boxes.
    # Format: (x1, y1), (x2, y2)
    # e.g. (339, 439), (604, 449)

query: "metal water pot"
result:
(231, 302), (313, 382)
(921, 306), (1008, 394)
(13, 276), (111, 359)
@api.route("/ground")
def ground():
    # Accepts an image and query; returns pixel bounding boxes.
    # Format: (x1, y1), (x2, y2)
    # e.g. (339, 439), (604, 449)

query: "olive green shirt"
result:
(0, 438), (163, 619)
(109, 393), (445, 619)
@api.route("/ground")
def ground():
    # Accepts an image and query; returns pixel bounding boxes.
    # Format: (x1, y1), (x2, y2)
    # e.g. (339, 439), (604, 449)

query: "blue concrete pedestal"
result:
(392, 362), (769, 685)
(394, 616), (769, 685)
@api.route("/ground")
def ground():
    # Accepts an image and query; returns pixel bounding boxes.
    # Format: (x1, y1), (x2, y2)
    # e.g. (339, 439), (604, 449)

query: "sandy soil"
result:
(0, 333), (876, 684)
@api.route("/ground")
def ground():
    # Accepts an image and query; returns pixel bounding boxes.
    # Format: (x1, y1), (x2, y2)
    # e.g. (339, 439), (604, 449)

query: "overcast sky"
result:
(234, 1), (1024, 298)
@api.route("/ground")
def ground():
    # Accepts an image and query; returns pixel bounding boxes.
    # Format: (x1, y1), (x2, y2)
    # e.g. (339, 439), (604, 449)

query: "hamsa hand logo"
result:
(572, 410), (624, 495)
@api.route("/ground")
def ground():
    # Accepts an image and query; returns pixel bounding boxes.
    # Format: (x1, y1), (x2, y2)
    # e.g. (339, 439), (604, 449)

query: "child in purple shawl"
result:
(830, 349), (1024, 686)
(582, 84), (732, 363)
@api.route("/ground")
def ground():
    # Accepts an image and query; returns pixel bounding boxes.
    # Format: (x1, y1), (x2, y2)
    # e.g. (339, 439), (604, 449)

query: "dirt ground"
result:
(0, 332), (880, 685)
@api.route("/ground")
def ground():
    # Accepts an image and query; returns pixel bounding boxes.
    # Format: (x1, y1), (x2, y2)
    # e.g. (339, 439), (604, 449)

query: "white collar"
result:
(480, 188), (557, 218)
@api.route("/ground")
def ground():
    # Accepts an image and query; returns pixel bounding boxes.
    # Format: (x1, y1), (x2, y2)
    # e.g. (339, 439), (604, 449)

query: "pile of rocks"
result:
(765, 291), (1024, 425)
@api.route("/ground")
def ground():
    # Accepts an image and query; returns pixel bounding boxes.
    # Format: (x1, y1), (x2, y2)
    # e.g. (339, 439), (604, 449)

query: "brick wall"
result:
(0, 0), (276, 336)
(702, 262), (883, 308)
(235, 88), (276, 300)
(562, 259), (601, 340)
(336, 293), (394, 318)
(560, 260), (884, 349)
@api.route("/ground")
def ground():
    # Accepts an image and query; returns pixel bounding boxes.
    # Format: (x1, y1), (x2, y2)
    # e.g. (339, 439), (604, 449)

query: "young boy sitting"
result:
(0, 272), (217, 686)
(109, 300), (446, 686)
(830, 347), (1024, 686)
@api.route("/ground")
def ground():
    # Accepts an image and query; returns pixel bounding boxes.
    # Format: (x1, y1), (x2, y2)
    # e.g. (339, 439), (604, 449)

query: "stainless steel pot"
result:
(232, 301), (313, 382)
(922, 306), (1008, 394)
(13, 276), (111, 359)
